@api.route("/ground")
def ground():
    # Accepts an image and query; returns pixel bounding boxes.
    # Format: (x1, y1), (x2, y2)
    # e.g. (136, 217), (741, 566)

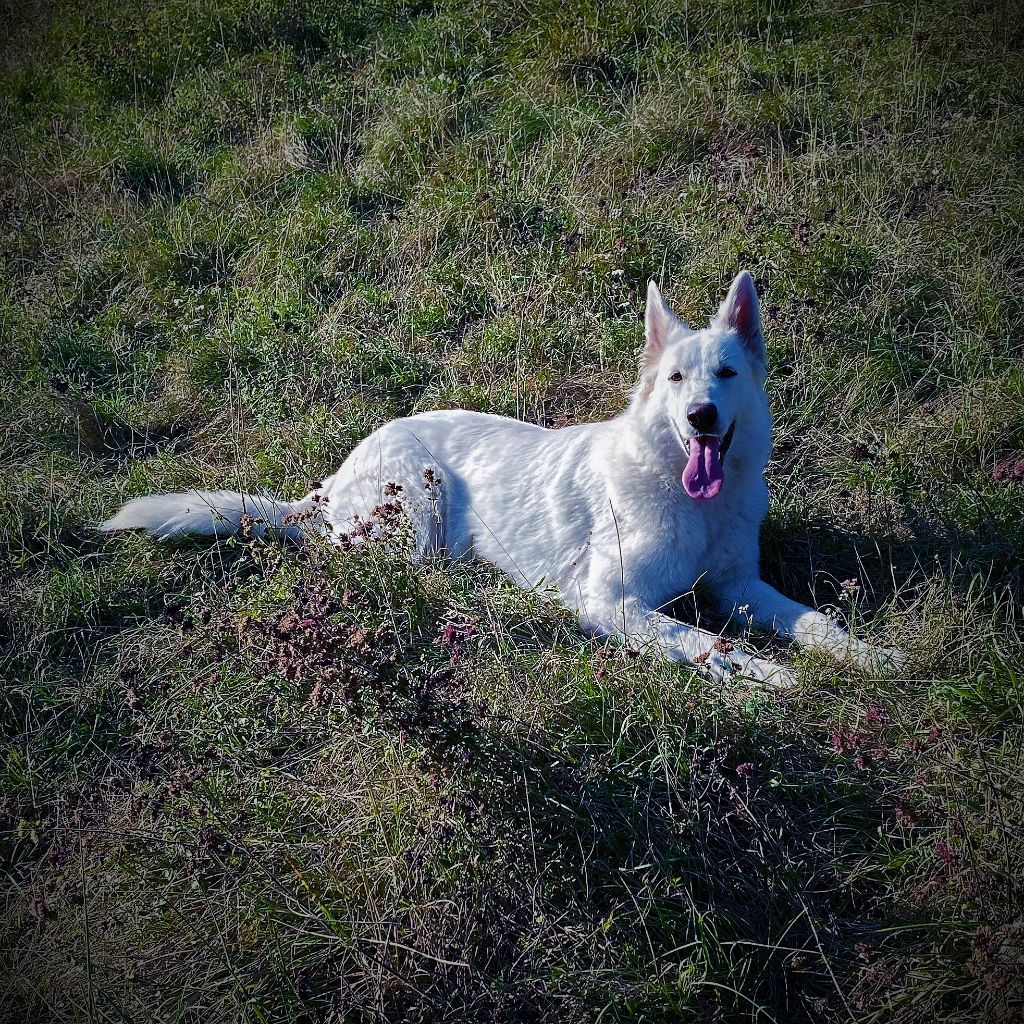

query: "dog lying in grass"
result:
(102, 271), (903, 686)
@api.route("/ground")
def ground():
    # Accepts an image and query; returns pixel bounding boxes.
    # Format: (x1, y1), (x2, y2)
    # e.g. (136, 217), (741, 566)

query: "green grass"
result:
(2, 1), (1023, 1021)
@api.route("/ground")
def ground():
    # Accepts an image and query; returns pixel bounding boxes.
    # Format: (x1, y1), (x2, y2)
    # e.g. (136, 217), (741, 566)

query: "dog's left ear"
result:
(715, 270), (766, 365)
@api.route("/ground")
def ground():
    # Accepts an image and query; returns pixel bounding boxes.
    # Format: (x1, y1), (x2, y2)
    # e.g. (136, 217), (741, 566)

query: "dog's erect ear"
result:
(715, 270), (766, 365)
(642, 280), (681, 371)
(636, 281), (685, 400)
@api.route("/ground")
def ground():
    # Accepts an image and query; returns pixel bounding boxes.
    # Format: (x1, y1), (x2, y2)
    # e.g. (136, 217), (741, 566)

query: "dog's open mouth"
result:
(682, 420), (735, 500)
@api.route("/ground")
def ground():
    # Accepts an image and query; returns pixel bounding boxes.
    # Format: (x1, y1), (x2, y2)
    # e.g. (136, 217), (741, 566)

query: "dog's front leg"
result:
(575, 596), (795, 688)
(712, 578), (905, 676)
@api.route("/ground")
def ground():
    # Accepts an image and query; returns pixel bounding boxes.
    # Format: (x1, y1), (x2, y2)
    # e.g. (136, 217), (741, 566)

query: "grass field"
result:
(2, 1), (1023, 1020)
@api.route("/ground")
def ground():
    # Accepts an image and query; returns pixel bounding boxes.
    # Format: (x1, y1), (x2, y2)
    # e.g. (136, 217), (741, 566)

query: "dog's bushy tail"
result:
(99, 490), (311, 542)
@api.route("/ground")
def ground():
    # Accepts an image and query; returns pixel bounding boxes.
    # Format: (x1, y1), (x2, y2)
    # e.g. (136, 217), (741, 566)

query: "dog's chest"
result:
(626, 478), (763, 600)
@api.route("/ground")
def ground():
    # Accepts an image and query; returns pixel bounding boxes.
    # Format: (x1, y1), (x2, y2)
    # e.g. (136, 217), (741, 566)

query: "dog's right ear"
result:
(639, 282), (682, 397)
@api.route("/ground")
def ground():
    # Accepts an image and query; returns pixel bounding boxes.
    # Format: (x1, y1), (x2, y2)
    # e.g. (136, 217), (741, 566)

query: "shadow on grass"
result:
(1, 534), (900, 1023)
(113, 156), (196, 203)
(761, 507), (1023, 617)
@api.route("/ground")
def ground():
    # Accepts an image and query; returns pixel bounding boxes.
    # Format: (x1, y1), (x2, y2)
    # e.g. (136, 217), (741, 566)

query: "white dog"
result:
(102, 272), (902, 685)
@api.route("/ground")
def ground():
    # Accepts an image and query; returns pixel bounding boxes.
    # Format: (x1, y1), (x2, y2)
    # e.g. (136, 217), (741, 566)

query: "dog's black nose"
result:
(687, 402), (718, 433)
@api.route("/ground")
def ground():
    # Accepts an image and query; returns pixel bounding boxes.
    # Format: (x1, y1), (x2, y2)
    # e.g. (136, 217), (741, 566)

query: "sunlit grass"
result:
(2, 1), (1023, 1021)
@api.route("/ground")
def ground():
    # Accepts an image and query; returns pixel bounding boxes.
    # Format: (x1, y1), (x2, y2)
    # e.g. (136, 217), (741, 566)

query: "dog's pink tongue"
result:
(682, 437), (724, 499)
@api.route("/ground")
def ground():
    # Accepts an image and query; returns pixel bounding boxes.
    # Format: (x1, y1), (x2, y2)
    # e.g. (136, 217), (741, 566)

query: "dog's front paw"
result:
(691, 646), (796, 689)
(741, 657), (797, 689)
(847, 639), (908, 678)
(723, 652), (796, 689)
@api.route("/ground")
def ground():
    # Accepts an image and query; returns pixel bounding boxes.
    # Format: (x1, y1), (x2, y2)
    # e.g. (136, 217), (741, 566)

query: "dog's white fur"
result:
(102, 272), (902, 685)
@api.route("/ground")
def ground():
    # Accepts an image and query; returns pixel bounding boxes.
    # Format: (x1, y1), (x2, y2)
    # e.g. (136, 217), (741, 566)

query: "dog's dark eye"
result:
(716, 367), (737, 378)
(668, 370), (684, 382)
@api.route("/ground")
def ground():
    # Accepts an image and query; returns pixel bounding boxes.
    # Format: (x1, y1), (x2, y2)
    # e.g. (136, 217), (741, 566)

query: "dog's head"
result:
(634, 271), (769, 500)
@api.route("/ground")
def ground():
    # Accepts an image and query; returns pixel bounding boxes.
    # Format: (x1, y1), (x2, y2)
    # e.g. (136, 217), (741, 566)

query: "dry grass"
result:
(2, 1), (1023, 1021)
